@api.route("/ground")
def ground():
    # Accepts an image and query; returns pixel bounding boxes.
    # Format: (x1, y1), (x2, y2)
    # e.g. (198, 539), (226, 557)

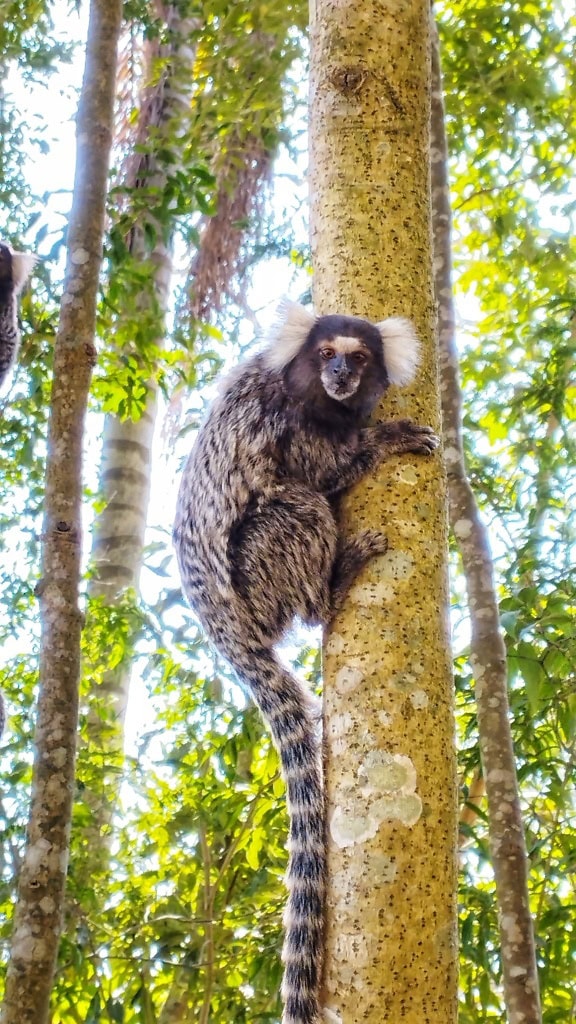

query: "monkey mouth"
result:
(324, 379), (359, 400)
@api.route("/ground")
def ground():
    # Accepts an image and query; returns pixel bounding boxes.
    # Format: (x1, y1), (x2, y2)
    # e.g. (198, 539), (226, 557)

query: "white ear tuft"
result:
(262, 298), (316, 371)
(11, 252), (38, 294)
(376, 317), (420, 386)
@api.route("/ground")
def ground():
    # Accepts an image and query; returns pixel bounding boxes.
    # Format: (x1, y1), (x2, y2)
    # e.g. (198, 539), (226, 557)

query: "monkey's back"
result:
(173, 357), (287, 635)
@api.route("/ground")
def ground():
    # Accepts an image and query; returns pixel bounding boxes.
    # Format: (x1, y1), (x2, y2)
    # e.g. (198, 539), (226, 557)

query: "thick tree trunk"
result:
(309, 1), (458, 1021)
(430, 20), (541, 1024)
(0, 0), (122, 1021)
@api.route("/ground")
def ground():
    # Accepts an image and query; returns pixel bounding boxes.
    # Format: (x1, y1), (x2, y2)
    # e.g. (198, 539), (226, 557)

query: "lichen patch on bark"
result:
(330, 751), (423, 848)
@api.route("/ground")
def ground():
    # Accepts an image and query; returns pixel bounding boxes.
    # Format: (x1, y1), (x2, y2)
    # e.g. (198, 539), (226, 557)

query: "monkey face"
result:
(317, 336), (370, 401)
(278, 313), (393, 417)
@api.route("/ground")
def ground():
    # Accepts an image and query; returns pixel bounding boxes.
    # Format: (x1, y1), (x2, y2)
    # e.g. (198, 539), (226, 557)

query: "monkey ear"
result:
(11, 252), (38, 294)
(376, 317), (420, 386)
(262, 298), (316, 371)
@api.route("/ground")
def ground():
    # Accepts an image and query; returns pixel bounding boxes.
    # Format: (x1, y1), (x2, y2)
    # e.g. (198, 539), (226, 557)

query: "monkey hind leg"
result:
(229, 487), (337, 635)
(329, 529), (388, 618)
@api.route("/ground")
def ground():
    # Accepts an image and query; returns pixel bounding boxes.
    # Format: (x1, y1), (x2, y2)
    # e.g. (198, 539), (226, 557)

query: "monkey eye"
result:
(351, 351), (367, 365)
(320, 347), (335, 360)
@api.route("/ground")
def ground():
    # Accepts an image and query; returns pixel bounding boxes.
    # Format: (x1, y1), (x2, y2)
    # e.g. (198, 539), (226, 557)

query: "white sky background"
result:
(9, 4), (86, 247)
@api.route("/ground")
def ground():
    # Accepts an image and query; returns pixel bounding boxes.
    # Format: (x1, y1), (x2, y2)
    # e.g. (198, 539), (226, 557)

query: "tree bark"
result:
(309, 1), (458, 1021)
(0, 0), (122, 1021)
(430, 19), (542, 1024)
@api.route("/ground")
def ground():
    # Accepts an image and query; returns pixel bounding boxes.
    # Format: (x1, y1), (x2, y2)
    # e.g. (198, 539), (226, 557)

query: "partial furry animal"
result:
(173, 301), (438, 1024)
(0, 242), (35, 735)
(0, 242), (37, 389)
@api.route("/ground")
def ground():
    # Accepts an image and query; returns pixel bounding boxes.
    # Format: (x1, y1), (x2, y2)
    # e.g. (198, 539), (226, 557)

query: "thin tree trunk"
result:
(157, 976), (190, 1024)
(77, 9), (197, 901)
(430, 19), (542, 1024)
(87, 10), (277, 750)
(309, 1), (458, 1020)
(0, 0), (122, 1021)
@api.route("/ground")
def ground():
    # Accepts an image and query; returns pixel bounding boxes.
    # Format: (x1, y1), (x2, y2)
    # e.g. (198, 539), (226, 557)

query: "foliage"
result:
(440, 1), (576, 1018)
(67, 599), (288, 1023)
(0, 0), (574, 1020)
(93, 0), (307, 417)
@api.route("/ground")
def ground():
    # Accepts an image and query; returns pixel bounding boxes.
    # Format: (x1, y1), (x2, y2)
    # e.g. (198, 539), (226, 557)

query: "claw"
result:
(409, 425), (440, 451)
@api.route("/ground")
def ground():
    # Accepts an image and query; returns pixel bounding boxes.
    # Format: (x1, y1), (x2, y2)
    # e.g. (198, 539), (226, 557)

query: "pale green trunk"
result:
(309, 1), (458, 1020)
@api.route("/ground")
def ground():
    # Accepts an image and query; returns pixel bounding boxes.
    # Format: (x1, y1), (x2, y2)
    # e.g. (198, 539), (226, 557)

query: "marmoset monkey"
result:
(173, 301), (438, 1024)
(0, 242), (37, 390)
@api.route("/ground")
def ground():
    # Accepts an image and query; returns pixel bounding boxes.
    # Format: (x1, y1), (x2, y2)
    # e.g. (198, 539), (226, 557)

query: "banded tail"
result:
(226, 644), (325, 1024)
(0, 246), (37, 388)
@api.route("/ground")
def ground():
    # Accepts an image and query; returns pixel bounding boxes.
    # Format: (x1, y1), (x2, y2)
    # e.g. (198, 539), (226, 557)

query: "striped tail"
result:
(228, 645), (325, 1024)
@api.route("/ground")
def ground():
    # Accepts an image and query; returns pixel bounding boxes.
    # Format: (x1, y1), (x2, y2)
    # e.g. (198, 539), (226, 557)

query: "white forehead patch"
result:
(260, 300), (420, 386)
(322, 335), (365, 355)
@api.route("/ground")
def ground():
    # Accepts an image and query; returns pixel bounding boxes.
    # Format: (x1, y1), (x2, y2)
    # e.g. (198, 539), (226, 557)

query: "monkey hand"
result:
(353, 528), (389, 558)
(370, 419), (440, 457)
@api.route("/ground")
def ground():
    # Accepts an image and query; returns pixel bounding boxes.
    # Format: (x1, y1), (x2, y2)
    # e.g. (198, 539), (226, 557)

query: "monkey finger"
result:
(356, 528), (389, 556)
(406, 425), (440, 446)
(413, 436), (440, 454)
(419, 432), (440, 449)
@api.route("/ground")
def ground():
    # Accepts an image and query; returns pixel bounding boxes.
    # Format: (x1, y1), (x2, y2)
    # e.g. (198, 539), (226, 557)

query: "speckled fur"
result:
(173, 305), (438, 1024)
(0, 243), (36, 736)
(0, 243), (36, 389)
